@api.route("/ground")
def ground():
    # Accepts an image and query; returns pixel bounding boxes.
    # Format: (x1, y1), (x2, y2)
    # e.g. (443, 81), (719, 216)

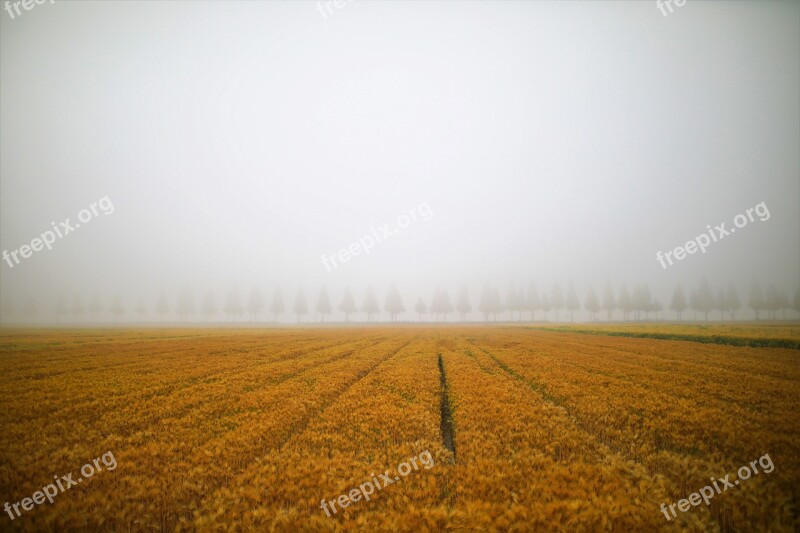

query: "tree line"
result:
(2, 278), (798, 324)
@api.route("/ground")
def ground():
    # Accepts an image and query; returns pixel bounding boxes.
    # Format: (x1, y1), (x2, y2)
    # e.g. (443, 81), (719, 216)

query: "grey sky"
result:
(1, 0), (798, 321)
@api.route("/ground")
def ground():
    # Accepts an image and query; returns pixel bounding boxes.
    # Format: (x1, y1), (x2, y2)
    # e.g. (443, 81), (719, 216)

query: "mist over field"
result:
(3, 4), (800, 532)
(1, 0), (798, 323)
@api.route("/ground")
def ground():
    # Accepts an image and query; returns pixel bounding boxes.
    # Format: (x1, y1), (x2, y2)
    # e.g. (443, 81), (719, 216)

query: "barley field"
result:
(0, 325), (798, 532)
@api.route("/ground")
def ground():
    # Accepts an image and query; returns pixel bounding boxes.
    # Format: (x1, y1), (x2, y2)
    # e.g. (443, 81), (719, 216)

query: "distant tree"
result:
(476, 285), (503, 322)
(444, 290), (455, 321)
(431, 289), (453, 322)
(550, 285), (564, 322)
(725, 284), (741, 320)
(339, 288), (357, 322)
(492, 286), (504, 320)
(526, 282), (540, 321)
(135, 298), (147, 321)
(55, 294), (69, 323)
(431, 290), (440, 321)
(565, 283), (580, 322)
(715, 288), (727, 320)
(23, 297), (37, 320)
(224, 288), (244, 322)
(689, 289), (699, 321)
(456, 285), (471, 322)
(292, 289), (308, 323)
(71, 294), (85, 321)
(749, 279), (765, 320)
(670, 285), (687, 321)
(362, 287), (379, 322)
(505, 283), (524, 321)
(442, 289), (455, 321)
(516, 286), (526, 321)
(602, 280), (616, 321)
(245, 287), (264, 322)
(414, 297), (427, 322)
(540, 293), (551, 321)
(201, 290), (218, 322)
(793, 287), (800, 317)
(110, 294), (125, 322)
(631, 285), (643, 320)
(778, 291), (790, 320)
(270, 289), (285, 322)
(696, 278), (715, 321)
(504, 284), (515, 321)
(1, 295), (15, 322)
(618, 284), (632, 321)
(156, 290), (170, 321)
(316, 287), (332, 322)
(88, 295), (102, 319)
(177, 287), (196, 322)
(632, 284), (653, 320)
(643, 285), (656, 319)
(764, 284), (778, 320)
(650, 298), (663, 320)
(385, 285), (404, 322)
(478, 285), (493, 322)
(765, 284), (787, 320)
(584, 287), (600, 321)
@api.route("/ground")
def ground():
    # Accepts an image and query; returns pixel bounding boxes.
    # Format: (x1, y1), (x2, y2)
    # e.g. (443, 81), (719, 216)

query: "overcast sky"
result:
(1, 0), (798, 321)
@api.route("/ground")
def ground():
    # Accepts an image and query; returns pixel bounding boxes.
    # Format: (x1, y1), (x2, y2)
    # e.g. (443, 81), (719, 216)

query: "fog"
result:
(1, 0), (798, 323)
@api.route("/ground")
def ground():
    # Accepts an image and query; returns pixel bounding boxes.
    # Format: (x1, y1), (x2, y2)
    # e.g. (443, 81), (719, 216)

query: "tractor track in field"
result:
(194, 335), (419, 524)
(54, 335), (384, 418)
(524, 330), (799, 384)
(143, 336), (397, 428)
(145, 334), (386, 397)
(48, 335), (395, 445)
(465, 337), (752, 533)
(272, 335), (419, 451)
(465, 338), (659, 469)
(438, 353), (457, 461)
(469, 335), (781, 456)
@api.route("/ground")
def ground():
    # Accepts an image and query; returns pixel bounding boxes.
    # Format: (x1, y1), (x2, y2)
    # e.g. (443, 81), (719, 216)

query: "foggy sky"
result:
(1, 0), (798, 322)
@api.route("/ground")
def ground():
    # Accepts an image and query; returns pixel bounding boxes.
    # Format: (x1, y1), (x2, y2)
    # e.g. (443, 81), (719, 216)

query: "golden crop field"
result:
(0, 325), (798, 532)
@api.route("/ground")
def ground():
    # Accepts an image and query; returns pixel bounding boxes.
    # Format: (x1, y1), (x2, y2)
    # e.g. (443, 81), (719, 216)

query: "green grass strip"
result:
(533, 327), (800, 350)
